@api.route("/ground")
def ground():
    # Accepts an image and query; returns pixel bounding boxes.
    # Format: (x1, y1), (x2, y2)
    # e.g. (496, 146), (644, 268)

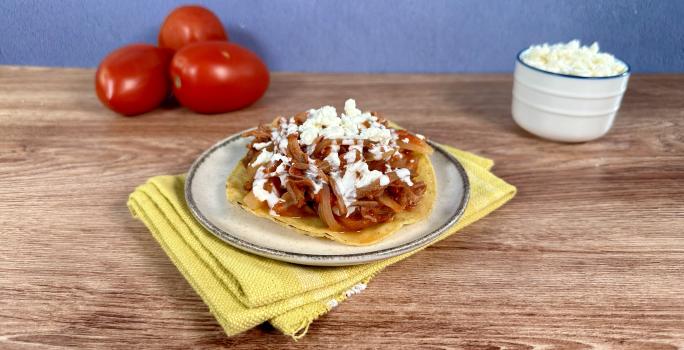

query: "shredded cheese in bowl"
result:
(521, 40), (627, 77)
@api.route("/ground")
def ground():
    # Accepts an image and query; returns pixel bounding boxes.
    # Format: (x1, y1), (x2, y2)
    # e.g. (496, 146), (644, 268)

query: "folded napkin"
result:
(127, 145), (516, 339)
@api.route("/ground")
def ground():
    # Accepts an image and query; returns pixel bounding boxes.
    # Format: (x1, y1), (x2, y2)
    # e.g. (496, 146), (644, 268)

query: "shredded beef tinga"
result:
(226, 99), (437, 245)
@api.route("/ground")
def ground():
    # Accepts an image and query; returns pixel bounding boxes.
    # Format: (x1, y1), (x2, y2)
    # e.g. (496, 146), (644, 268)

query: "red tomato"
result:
(158, 5), (228, 51)
(170, 41), (270, 114)
(95, 44), (173, 116)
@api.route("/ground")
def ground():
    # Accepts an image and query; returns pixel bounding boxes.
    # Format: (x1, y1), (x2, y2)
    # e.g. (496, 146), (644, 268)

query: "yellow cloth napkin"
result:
(127, 145), (516, 339)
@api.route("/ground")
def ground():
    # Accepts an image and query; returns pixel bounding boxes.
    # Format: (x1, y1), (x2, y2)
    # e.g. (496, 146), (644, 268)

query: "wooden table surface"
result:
(1, 66), (683, 349)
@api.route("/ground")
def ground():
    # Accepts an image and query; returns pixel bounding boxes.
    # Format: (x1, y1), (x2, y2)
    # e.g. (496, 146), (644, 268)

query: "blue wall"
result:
(1, 0), (682, 72)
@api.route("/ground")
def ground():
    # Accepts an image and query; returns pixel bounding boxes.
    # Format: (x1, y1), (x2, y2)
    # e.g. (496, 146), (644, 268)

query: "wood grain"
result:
(0, 66), (683, 349)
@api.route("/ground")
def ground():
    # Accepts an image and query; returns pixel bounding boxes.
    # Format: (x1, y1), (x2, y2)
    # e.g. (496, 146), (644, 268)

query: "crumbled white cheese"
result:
(333, 159), (389, 215)
(277, 138), (288, 153)
(314, 106), (340, 126)
(416, 134), (425, 140)
(299, 127), (319, 146)
(357, 168), (388, 188)
(270, 118), (298, 155)
(343, 142), (362, 164)
(359, 126), (392, 143)
(340, 115), (360, 137)
(394, 168), (414, 186)
(253, 141), (271, 150)
(327, 299), (339, 309)
(320, 125), (345, 139)
(368, 143), (385, 160)
(296, 100), (393, 145)
(298, 106), (341, 146)
(332, 170), (357, 213)
(286, 121), (298, 135)
(270, 153), (289, 164)
(324, 142), (341, 170)
(401, 137), (409, 143)
(247, 99), (420, 215)
(521, 40), (627, 77)
(274, 161), (289, 185)
(252, 150), (273, 167)
(252, 167), (283, 208)
(306, 163), (324, 194)
(344, 98), (362, 117)
(344, 283), (367, 298)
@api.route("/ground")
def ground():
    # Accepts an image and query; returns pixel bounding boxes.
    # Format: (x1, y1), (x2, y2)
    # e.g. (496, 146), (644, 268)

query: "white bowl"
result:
(512, 50), (631, 142)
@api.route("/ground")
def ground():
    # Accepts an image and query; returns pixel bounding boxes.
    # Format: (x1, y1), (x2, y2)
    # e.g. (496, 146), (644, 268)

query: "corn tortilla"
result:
(226, 152), (436, 246)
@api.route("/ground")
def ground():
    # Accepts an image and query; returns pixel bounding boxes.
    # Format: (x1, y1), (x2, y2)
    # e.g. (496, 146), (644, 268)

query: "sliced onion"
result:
(285, 181), (305, 206)
(314, 166), (329, 183)
(386, 171), (400, 183)
(356, 180), (386, 198)
(241, 127), (270, 139)
(243, 164), (258, 190)
(313, 138), (331, 156)
(352, 200), (380, 207)
(242, 191), (264, 210)
(280, 192), (294, 206)
(294, 111), (308, 124)
(329, 180), (347, 217)
(398, 140), (433, 155)
(291, 162), (310, 170)
(269, 116), (279, 127)
(361, 205), (394, 222)
(287, 134), (307, 162)
(318, 161), (331, 173)
(359, 207), (378, 223)
(245, 163), (259, 178)
(317, 185), (344, 231)
(396, 130), (433, 155)
(411, 181), (427, 196)
(272, 202), (313, 217)
(403, 184), (422, 206)
(338, 215), (376, 231)
(377, 193), (403, 212)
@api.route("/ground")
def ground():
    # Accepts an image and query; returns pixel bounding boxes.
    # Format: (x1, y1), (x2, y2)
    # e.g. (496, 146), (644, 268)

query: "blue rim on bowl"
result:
(516, 48), (631, 80)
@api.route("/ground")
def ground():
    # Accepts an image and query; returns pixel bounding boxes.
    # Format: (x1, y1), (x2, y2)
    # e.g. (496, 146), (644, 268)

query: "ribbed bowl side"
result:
(511, 61), (629, 142)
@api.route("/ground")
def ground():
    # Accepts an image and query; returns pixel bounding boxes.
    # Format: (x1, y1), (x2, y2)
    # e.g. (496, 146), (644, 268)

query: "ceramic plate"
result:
(185, 130), (470, 266)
